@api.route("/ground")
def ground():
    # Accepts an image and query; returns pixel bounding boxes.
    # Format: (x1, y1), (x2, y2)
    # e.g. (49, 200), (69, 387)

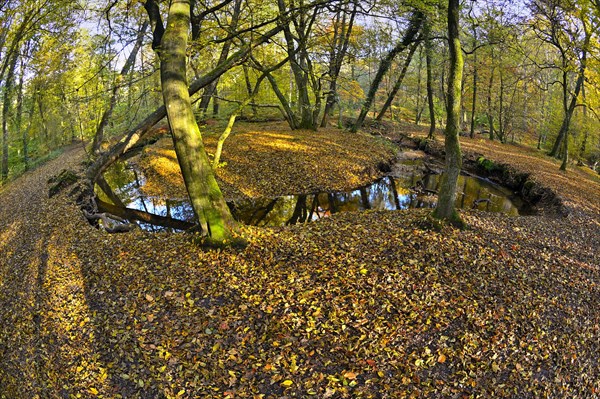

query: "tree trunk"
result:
(560, 125), (568, 171)
(425, 20), (436, 139)
(212, 70), (273, 168)
(321, 0), (357, 127)
(159, 0), (237, 244)
(415, 46), (423, 125)
(197, 0), (243, 117)
(551, 64), (587, 160)
(243, 65), (259, 118)
(351, 11), (423, 132)
(486, 66), (495, 141)
(2, 51), (18, 182)
(469, 33), (478, 138)
(15, 51), (26, 170)
(278, 0), (320, 130)
(91, 21), (148, 154)
(376, 40), (419, 121)
(432, 0), (463, 225)
(497, 67), (505, 142)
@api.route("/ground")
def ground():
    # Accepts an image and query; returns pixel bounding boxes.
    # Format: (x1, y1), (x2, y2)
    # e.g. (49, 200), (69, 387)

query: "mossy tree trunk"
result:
(425, 19), (436, 139)
(91, 21), (148, 154)
(159, 0), (237, 243)
(350, 10), (423, 133)
(432, 0), (463, 225)
(2, 51), (18, 182)
(376, 39), (420, 121)
(321, 0), (357, 128)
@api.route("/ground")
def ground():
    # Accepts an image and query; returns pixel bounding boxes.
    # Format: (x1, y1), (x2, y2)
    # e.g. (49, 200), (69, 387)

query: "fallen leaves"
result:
(0, 123), (599, 398)
(137, 121), (395, 202)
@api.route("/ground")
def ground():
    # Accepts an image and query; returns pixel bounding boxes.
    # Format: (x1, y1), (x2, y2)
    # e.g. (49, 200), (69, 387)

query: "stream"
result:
(96, 153), (532, 231)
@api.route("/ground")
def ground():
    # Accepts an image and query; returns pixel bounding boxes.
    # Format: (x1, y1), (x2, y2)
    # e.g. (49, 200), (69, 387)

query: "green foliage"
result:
(476, 156), (500, 172)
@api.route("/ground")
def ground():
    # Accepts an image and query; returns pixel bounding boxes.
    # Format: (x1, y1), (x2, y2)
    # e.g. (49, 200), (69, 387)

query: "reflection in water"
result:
(97, 159), (531, 230)
(231, 174), (527, 226)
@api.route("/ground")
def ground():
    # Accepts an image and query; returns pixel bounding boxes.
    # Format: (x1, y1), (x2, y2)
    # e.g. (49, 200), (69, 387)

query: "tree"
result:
(321, 0), (358, 127)
(423, 26), (437, 138)
(351, 9), (423, 132)
(90, 20), (148, 154)
(152, 0), (238, 245)
(530, 0), (591, 168)
(432, 0), (463, 225)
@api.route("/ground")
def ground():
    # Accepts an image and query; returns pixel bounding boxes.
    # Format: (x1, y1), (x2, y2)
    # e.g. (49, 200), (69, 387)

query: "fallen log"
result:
(97, 199), (196, 231)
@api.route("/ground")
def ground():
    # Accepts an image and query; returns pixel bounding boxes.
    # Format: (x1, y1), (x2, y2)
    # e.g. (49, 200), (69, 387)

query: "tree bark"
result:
(376, 39), (419, 121)
(2, 51), (18, 182)
(432, 0), (463, 225)
(425, 20), (436, 139)
(159, 0), (237, 244)
(321, 0), (357, 127)
(351, 11), (423, 133)
(91, 21), (148, 154)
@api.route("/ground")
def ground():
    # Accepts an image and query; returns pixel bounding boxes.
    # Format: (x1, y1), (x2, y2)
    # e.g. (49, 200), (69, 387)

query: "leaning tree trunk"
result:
(160, 0), (237, 244)
(2, 52), (18, 182)
(351, 11), (423, 133)
(91, 21), (148, 154)
(376, 39), (420, 121)
(86, 23), (285, 184)
(425, 20), (436, 139)
(553, 20), (589, 165)
(197, 0), (243, 117)
(432, 0), (463, 225)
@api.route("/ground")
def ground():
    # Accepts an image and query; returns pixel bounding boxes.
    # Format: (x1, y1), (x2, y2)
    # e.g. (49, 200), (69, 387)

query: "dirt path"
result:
(0, 145), (90, 395)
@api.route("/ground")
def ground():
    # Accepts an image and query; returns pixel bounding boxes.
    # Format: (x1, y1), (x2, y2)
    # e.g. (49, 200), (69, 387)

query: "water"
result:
(96, 158), (530, 230)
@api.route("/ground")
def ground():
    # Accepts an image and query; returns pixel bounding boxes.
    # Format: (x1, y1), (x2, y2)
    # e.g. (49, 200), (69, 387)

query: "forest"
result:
(0, 0), (599, 397)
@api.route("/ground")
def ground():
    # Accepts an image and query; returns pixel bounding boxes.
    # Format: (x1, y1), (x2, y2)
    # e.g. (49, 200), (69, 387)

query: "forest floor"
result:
(0, 121), (599, 399)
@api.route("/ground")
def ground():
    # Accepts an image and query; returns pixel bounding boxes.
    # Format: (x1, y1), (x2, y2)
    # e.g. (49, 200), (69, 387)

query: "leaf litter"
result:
(0, 124), (598, 398)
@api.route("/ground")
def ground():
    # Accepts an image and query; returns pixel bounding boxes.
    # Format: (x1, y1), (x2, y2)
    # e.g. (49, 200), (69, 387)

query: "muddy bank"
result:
(398, 136), (569, 216)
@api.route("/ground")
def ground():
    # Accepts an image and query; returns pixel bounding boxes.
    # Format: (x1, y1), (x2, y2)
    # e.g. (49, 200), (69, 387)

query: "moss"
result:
(48, 169), (80, 198)
(196, 235), (248, 250)
(423, 210), (467, 231)
(417, 138), (431, 151)
(476, 156), (498, 172)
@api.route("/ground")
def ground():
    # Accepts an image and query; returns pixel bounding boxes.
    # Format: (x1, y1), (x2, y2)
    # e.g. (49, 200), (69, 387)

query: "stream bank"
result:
(400, 135), (569, 217)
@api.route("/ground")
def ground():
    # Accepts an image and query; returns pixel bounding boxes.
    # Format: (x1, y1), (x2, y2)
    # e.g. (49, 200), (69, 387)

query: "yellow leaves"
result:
(3, 120), (600, 398)
(289, 355), (299, 373)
